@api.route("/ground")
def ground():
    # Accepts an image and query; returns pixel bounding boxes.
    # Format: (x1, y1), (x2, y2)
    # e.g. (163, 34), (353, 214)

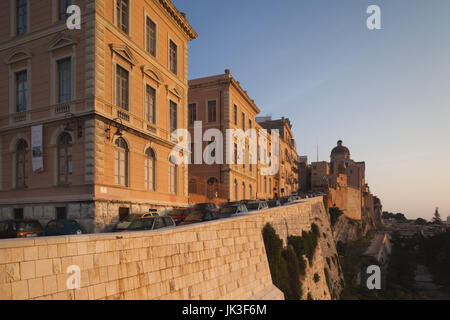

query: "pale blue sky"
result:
(173, 0), (450, 220)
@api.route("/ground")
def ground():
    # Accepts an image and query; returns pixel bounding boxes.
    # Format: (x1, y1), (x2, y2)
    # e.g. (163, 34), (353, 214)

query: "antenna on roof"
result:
(316, 144), (319, 162)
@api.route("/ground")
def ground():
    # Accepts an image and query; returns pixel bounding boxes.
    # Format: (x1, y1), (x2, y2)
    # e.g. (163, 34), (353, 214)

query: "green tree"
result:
(432, 207), (443, 225)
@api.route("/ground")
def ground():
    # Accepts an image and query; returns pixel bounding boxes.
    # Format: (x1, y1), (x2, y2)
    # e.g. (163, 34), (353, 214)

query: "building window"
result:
(146, 17), (156, 56)
(249, 153), (253, 172)
(116, 65), (129, 111)
(233, 105), (237, 125)
(58, 133), (73, 185)
(269, 178), (272, 193)
(241, 112), (245, 130)
(145, 85), (156, 124)
(114, 138), (129, 187)
(16, 139), (28, 188)
(264, 176), (267, 194)
(169, 100), (177, 132)
(234, 179), (238, 201)
(249, 185), (253, 200)
(169, 40), (177, 74)
(116, 0), (129, 34)
(16, 0), (28, 35)
(242, 182), (246, 200)
(57, 58), (71, 103)
(145, 148), (156, 191)
(168, 156), (177, 194)
(59, 0), (72, 20)
(188, 103), (196, 125)
(249, 119), (252, 130)
(207, 101), (216, 123)
(234, 143), (238, 164)
(242, 148), (245, 169)
(14, 208), (24, 220)
(16, 71), (27, 112)
(56, 207), (67, 219)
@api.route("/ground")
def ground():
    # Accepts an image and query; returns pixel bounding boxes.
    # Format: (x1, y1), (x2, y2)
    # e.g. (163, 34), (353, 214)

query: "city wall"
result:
(328, 186), (362, 220)
(0, 198), (340, 300)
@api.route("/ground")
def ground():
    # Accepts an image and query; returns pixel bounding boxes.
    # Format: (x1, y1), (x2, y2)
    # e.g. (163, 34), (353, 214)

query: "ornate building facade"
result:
(187, 70), (277, 202)
(0, 0), (197, 232)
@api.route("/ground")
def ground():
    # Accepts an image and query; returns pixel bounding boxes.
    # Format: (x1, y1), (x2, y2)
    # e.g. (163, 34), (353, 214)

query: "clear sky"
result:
(172, 0), (450, 220)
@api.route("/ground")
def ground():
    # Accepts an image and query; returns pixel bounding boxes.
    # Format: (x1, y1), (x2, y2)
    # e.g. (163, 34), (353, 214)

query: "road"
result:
(414, 265), (450, 300)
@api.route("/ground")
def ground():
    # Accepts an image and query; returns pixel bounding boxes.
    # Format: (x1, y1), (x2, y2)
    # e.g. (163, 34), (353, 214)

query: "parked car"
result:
(280, 196), (294, 205)
(192, 203), (218, 213)
(245, 201), (269, 212)
(169, 208), (195, 225)
(120, 216), (176, 232)
(178, 210), (220, 226)
(114, 213), (156, 232)
(0, 220), (44, 239)
(267, 200), (282, 208)
(219, 204), (248, 218)
(45, 219), (83, 236)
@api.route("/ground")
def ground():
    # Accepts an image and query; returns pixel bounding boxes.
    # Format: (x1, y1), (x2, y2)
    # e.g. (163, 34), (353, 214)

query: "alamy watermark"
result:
(360, 265), (385, 290)
(169, 123), (280, 176)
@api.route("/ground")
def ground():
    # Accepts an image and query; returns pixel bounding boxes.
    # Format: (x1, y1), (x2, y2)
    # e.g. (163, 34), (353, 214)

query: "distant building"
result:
(299, 140), (381, 225)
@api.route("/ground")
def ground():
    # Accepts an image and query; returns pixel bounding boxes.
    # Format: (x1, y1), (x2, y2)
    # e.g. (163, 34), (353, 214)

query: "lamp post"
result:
(105, 118), (125, 141)
(63, 112), (83, 138)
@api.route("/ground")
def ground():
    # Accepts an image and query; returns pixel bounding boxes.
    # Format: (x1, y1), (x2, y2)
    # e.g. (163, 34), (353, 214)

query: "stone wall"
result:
(0, 198), (341, 300)
(329, 186), (362, 220)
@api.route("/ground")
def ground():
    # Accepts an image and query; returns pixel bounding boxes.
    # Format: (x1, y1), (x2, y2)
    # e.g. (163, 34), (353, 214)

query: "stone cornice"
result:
(189, 73), (261, 115)
(157, 0), (198, 40)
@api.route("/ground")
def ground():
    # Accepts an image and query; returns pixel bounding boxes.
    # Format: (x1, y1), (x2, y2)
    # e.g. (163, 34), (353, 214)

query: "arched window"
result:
(269, 178), (272, 194)
(249, 184), (253, 200)
(145, 148), (156, 191)
(168, 156), (177, 194)
(16, 139), (28, 188)
(114, 138), (129, 187)
(234, 179), (238, 201)
(58, 133), (73, 184)
(242, 182), (246, 200)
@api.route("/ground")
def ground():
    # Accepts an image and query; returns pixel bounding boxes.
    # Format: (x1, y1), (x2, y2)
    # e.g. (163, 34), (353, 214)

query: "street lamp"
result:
(105, 117), (125, 141)
(63, 112), (83, 138)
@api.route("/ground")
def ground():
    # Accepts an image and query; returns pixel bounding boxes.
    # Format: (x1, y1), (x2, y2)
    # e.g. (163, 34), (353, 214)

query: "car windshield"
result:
(17, 221), (42, 232)
(195, 203), (216, 211)
(121, 214), (140, 222)
(170, 209), (189, 216)
(127, 219), (153, 230)
(246, 203), (260, 210)
(220, 206), (238, 214)
(69, 220), (79, 227)
(183, 212), (204, 222)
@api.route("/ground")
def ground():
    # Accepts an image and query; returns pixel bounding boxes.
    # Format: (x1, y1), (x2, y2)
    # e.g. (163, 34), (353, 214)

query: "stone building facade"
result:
(256, 116), (299, 198)
(0, 0), (197, 232)
(300, 140), (381, 222)
(187, 70), (277, 201)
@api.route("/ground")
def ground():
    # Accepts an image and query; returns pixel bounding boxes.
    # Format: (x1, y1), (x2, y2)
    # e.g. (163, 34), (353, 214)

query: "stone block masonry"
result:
(0, 198), (341, 300)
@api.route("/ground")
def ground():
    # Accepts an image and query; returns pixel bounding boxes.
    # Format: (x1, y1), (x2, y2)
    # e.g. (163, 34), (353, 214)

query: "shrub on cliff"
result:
(262, 224), (290, 296)
(288, 228), (319, 267)
(262, 223), (305, 300)
(281, 247), (303, 300)
(313, 273), (320, 283)
(329, 206), (344, 226)
(311, 223), (320, 237)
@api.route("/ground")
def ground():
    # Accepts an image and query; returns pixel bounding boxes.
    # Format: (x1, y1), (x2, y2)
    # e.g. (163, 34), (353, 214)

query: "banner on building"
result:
(31, 125), (44, 173)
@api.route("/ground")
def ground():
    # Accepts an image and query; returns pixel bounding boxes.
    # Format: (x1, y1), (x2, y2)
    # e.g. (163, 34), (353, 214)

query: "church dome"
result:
(331, 140), (350, 159)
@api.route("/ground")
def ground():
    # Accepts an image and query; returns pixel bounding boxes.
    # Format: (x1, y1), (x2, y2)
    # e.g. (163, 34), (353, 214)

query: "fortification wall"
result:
(329, 186), (362, 220)
(0, 198), (341, 300)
